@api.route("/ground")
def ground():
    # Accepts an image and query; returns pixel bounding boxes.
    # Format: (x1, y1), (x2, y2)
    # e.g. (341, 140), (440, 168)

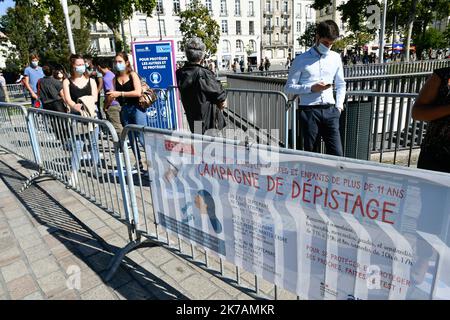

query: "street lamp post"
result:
(378, 0), (388, 63)
(157, 9), (163, 41)
(61, 0), (76, 54)
(391, 15), (397, 61)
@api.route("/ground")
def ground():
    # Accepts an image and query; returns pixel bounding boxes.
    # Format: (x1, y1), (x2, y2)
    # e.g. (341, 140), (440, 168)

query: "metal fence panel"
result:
(25, 107), (132, 222)
(0, 103), (36, 162)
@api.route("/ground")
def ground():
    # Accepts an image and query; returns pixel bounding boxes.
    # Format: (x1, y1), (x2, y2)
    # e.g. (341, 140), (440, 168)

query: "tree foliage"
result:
(297, 23), (317, 49)
(414, 27), (447, 51)
(178, 0), (220, 57)
(312, 0), (450, 60)
(70, 0), (156, 52)
(0, 0), (91, 71)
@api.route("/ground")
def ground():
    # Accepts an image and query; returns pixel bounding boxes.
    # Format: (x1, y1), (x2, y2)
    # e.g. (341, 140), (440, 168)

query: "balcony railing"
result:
(263, 10), (273, 16)
(264, 26), (274, 33)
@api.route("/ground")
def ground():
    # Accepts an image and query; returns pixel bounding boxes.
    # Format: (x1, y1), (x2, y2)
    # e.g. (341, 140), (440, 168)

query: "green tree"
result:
(0, 2), (48, 69)
(0, 0), (91, 71)
(297, 23), (317, 49)
(444, 24), (450, 46)
(414, 27), (447, 51)
(347, 31), (376, 54)
(313, 0), (450, 61)
(70, 0), (156, 53)
(178, 0), (220, 57)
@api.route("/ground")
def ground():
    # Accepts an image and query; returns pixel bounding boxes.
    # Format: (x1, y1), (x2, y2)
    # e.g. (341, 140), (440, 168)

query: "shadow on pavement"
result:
(0, 158), (188, 300)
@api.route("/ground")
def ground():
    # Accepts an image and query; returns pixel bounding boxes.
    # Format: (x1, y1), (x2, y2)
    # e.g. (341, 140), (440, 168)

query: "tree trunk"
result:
(405, 0), (420, 62)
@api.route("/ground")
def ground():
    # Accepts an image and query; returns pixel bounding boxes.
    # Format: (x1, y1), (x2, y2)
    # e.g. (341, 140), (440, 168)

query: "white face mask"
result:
(317, 42), (331, 55)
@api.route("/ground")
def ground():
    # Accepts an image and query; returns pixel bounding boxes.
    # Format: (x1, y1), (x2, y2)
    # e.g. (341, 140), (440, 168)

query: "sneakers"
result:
(68, 171), (79, 187)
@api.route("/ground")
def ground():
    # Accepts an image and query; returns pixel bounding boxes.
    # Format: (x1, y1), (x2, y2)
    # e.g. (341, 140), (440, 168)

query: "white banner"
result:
(144, 130), (450, 300)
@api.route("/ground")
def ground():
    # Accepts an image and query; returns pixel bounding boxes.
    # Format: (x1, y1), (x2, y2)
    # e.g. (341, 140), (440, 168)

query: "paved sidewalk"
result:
(0, 151), (297, 300)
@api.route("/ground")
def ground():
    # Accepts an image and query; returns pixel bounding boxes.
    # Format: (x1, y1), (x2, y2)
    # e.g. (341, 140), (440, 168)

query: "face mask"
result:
(115, 62), (126, 72)
(317, 42), (331, 55)
(75, 65), (86, 75)
(31, 61), (39, 67)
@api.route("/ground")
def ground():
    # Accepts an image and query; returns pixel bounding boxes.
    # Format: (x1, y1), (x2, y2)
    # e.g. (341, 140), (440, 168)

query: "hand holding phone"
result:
(312, 82), (333, 93)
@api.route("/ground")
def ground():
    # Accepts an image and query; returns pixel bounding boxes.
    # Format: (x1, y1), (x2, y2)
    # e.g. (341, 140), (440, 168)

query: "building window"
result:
(249, 21), (254, 35)
(222, 40), (231, 53)
(276, 17), (279, 27)
(235, 0), (241, 16)
(283, 17), (288, 28)
(206, 0), (213, 13)
(177, 41), (183, 52)
(138, 19), (148, 36)
(296, 3), (301, 18)
(276, 1), (279, 11)
(306, 5), (312, 19)
(158, 19), (167, 36)
(249, 40), (256, 53)
(175, 20), (181, 36)
(109, 38), (115, 53)
(248, 1), (254, 16)
(276, 33), (280, 42)
(282, 0), (288, 13)
(284, 34), (288, 44)
(220, 0), (228, 16)
(268, 34), (272, 45)
(221, 20), (228, 34)
(236, 21), (242, 35)
(236, 40), (243, 52)
(156, 0), (164, 14)
(90, 39), (99, 51)
(173, 0), (180, 14)
(265, 0), (271, 12)
(265, 18), (271, 28)
(297, 21), (301, 32)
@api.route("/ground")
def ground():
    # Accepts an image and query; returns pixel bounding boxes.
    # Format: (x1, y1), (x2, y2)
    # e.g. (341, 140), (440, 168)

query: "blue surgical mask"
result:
(115, 62), (126, 72)
(31, 61), (39, 67)
(317, 42), (331, 55)
(75, 65), (86, 75)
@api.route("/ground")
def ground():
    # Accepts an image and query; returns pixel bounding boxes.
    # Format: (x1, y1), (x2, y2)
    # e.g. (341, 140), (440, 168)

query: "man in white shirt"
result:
(285, 20), (346, 156)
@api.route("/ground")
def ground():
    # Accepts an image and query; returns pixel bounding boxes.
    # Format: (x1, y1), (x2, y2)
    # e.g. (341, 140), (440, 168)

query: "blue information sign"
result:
(131, 40), (181, 130)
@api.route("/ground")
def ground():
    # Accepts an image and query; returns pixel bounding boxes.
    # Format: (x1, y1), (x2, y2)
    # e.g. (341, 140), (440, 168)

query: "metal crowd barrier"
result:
(343, 58), (449, 77)
(289, 91), (422, 166)
(106, 125), (297, 299)
(167, 86), (292, 147)
(245, 58), (449, 78)
(0, 103), (133, 227)
(0, 103), (37, 162)
(4, 84), (29, 101)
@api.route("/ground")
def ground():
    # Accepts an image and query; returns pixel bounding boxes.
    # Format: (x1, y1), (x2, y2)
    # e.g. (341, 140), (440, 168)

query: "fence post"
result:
(116, 136), (139, 241)
(292, 97), (298, 150)
(25, 111), (43, 166)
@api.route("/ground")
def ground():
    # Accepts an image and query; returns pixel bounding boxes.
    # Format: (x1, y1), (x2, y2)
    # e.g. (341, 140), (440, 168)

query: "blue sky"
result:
(0, 0), (15, 17)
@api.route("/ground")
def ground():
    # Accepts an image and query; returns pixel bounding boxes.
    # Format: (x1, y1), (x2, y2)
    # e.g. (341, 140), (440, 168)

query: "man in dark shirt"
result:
(38, 65), (66, 113)
(176, 37), (227, 134)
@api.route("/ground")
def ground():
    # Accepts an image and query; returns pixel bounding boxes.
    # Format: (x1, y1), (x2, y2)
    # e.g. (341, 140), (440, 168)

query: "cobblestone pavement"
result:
(0, 151), (298, 300)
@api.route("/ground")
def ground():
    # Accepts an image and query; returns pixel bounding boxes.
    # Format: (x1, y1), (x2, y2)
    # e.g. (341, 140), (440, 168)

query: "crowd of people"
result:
(2, 38), (228, 183)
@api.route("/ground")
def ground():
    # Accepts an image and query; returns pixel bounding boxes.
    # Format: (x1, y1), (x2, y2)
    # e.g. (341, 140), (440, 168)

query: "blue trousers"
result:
(120, 105), (145, 167)
(299, 106), (343, 157)
(70, 129), (100, 172)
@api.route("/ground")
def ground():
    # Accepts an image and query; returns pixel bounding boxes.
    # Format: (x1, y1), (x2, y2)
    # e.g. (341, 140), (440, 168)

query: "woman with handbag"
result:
(62, 54), (100, 185)
(106, 52), (144, 172)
